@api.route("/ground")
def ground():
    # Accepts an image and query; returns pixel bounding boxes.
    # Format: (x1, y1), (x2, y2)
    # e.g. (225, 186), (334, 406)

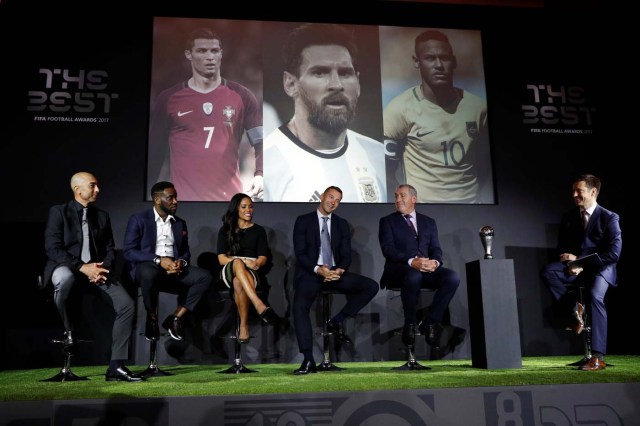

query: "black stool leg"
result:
(567, 287), (592, 367)
(318, 292), (344, 371)
(220, 304), (257, 374)
(392, 334), (431, 371)
(141, 307), (173, 377)
(42, 338), (89, 382)
(389, 288), (432, 371)
(141, 338), (173, 377)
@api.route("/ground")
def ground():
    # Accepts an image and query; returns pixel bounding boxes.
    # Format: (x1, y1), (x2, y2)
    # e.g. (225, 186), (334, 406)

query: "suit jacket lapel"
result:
(86, 207), (98, 254)
(171, 219), (180, 253)
(586, 205), (601, 232)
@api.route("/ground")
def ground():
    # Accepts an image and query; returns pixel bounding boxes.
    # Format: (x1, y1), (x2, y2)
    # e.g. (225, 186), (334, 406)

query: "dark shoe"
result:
(423, 322), (443, 348)
(578, 357), (606, 371)
(105, 366), (145, 382)
(572, 302), (585, 334)
(259, 307), (280, 326)
(62, 331), (77, 356)
(162, 315), (183, 341)
(293, 359), (317, 375)
(401, 324), (415, 347)
(448, 327), (466, 352)
(145, 314), (160, 341)
(326, 320), (353, 344)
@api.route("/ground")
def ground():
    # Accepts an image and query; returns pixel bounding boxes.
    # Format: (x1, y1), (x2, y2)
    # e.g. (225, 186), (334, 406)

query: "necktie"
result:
(81, 208), (91, 263)
(582, 210), (589, 230)
(321, 217), (332, 266)
(403, 214), (417, 237)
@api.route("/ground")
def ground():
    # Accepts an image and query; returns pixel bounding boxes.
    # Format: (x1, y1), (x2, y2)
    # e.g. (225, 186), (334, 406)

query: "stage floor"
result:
(2, 356), (640, 425)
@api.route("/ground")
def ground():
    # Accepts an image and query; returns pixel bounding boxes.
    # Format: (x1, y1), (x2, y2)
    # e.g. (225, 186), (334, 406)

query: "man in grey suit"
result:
(541, 174), (622, 371)
(43, 171), (141, 382)
(292, 186), (378, 375)
(379, 184), (460, 355)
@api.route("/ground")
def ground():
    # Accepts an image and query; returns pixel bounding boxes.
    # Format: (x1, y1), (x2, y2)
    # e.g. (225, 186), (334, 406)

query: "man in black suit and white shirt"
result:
(292, 186), (378, 375)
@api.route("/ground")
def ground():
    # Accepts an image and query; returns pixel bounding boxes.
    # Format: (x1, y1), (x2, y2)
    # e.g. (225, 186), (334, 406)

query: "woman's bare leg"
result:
(231, 259), (268, 314)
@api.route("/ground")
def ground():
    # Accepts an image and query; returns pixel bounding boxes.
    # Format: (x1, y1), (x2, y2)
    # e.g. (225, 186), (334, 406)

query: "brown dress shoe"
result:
(578, 357), (606, 371)
(572, 302), (585, 334)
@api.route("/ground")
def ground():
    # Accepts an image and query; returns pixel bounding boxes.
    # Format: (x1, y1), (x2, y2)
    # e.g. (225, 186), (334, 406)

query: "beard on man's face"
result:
(300, 88), (358, 135)
(160, 202), (177, 215)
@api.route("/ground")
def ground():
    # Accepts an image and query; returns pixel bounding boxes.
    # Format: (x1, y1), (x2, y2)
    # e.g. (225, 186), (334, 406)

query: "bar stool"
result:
(195, 252), (269, 374)
(42, 335), (92, 382)
(317, 288), (345, 371)
(387, 285), (435, 371)
(37, 275), (91, 382)
(564, 284), (592, 367)
(217, 288), (260, 374)
(139, 305), (174, 378)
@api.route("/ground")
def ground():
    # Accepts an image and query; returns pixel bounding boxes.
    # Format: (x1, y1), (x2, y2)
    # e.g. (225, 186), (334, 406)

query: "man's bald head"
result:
(70, 172), (95, 191)
(70, 172), (99, 206)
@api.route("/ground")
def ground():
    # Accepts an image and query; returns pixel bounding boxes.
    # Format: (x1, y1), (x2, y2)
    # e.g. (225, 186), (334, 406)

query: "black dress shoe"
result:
(293, 359), (317, 375)
(423, 322), (443, 348)
(145, 314), (160, 341)
(401, 324), (415, 347)
(105, 366), (145, 382)
(162, 315), (183, 341)
(326, 320), (353, 344)
(259, 307), (280, 326)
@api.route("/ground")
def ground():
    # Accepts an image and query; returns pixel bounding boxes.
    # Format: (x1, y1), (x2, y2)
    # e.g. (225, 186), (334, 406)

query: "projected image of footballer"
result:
(263, 23), (385, 203)
(382, 28), (494, 204)
(148, 27), (263, 202)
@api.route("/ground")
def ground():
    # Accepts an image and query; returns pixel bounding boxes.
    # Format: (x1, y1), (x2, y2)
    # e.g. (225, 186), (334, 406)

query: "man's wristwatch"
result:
(153, 256), (161, 265)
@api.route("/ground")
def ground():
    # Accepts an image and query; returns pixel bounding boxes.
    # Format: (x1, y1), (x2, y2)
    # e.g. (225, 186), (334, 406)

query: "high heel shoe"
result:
(238, 336), (251, 344)
(259, 307), (280, 326)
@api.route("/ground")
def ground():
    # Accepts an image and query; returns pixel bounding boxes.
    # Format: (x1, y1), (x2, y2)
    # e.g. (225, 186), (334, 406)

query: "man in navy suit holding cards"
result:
(541, 174), (622, 371)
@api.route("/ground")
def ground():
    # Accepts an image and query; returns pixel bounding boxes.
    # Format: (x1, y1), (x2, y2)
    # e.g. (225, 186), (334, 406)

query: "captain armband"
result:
(247, 126), (263, 147)
(384, 139), (401, 161)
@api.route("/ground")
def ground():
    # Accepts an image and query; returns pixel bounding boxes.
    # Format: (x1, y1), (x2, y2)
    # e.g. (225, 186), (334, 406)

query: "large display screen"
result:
(147, 17), (494, 204)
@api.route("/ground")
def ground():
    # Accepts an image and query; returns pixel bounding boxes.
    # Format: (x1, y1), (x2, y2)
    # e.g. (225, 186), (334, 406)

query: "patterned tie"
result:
(321, 217), (333, 266)
(403, 214), (417, 237)
(582, 210), (589, 230)
(81, 208), (91, 263)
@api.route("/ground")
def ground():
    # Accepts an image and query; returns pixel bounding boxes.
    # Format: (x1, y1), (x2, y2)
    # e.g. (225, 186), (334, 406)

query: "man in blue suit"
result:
(292, 186), (379, 375)
(541, 174), (622, 371)
(123, 181), (212, 341)
(379, 184), (460, 355)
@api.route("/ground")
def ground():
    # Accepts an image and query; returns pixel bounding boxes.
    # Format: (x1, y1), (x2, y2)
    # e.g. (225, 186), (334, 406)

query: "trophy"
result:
(479, 225), (494, 259)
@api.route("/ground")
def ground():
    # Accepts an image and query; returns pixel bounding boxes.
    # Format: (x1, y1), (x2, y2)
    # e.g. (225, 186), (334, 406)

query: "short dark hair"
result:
(151, 181), (174, 198)
(186, 28), (221, 50)
(575, 174), (601, 196)
(283, 23), (358, 77)
(324, 186), (343, 196)
(414, 29), (452, 55)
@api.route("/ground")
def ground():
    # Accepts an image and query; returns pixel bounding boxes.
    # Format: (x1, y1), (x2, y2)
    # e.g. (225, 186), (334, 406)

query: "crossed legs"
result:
(228, 259), (269, 341)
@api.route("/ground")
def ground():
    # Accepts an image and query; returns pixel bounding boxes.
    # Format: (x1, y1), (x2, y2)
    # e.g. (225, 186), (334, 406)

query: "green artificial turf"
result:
(1, 356), (639, 402)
